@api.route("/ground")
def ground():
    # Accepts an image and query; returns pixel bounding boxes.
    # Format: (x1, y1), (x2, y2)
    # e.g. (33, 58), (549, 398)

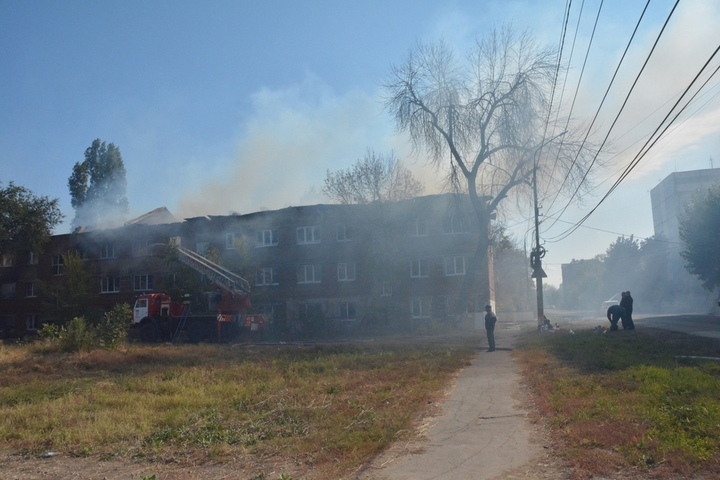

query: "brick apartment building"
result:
(0, 194), (487, 338)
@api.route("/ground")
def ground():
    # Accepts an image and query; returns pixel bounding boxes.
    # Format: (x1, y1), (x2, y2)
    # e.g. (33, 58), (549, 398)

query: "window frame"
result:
(410, 258), (429, 278)
(51, 255), (64, 275)
(26, 314), (40, 331)
(410, 297), (431, 318)
(336, 224), (351, 242)
(412, 219), (429, 237)
(297, 264), (322, 284)
(101, 276), (121, 293)
(296, 225), (321, 245)
(444, 256), (466, 276)
(337, 262), (356, 282)
(255, 266), (279, 286)
(133, 274), (154, 291)
(255, 229), (279, 247)
(100, 243), (115, 259)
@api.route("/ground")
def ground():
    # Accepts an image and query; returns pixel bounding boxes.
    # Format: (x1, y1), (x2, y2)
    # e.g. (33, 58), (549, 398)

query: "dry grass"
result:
(0, 334), (481, 479)
(514, 327), (720, 480)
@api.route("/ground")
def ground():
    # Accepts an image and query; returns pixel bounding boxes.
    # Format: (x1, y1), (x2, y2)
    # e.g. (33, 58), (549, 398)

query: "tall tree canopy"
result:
(385, 27), (597, 305)
(0, 182), (63, 257)
(322, 150), (424, 204)
(68, 139), (129, 230)
(680, 182), (720, 291)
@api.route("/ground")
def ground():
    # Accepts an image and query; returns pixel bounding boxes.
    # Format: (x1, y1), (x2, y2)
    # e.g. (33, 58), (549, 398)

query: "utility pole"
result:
(530, 154), (547, 330)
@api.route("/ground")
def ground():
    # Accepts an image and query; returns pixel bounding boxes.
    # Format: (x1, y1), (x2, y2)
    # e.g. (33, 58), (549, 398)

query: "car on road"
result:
(601, 293), (621, 312)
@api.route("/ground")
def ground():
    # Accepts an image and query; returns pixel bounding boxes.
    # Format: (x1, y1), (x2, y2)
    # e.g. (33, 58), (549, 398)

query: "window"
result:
(435, 295), (449, 317)
(52, 255), (64, 275)
(255, 267), (279, 286)
(410, 297), (431, 318)
(338, 302), (356, 320)
(337, 224), (351, 241)
(1, 283), (16, 299)
(337, 262), (356, 281)
(255, 229), (279, 247)
(298, 303), (323, 320)
(442, 214), (467, 234)
(100, 243), (115, 259)
(410, 258), (429, 278)
(381, 281), (392, 297)
(25, 282), (36, 298)
(412, 219), (429, 237)
(1, 254), (15, 267)
(28, 252), (39, 265)
(297, 264), (322, 284)
(226, 232), (241, 249)
(133, 274), (154, 291)
(444, 256), (466, 276)
(101, 276), (121, 293)
(26, 314), (40, 331)
(132, 239), (149, 257)
(297, 226), (320, 244)
(196, 242), (210, 256)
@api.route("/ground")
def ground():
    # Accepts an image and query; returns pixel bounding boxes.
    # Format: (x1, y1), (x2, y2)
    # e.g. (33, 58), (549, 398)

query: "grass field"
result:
(514, 326), (720, 479)
(2, 324), (720, 479)
(0, 334), (480, 479)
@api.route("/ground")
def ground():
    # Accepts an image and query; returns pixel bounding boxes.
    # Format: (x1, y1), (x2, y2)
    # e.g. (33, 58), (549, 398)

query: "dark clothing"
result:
(619, 295), (635, 330)
(484, 311), (497, 351)
(606, 305), (625, 331)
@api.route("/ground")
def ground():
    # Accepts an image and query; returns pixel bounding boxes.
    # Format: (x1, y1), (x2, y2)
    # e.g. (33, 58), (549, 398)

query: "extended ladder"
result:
(175, 245), (251, 296)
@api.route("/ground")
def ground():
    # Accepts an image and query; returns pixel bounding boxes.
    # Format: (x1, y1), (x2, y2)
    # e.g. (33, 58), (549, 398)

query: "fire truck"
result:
(131, 244), (252, 343)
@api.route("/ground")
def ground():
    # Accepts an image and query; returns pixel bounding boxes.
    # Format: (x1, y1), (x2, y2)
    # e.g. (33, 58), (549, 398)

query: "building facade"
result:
(1, 194), (487, 338)
(650, 167), (720, 249)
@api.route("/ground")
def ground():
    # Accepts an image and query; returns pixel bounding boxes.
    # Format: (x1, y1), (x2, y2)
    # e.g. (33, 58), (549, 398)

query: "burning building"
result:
(0, 194), (489, 339)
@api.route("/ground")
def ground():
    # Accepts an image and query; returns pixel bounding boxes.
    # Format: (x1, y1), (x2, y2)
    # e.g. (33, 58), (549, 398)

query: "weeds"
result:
(515, 327), (720, 478)
(0, 335), (479, 478)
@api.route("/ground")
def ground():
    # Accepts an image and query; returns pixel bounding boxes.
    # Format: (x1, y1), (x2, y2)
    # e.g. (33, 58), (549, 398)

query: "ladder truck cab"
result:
(130, 242), (252, 343)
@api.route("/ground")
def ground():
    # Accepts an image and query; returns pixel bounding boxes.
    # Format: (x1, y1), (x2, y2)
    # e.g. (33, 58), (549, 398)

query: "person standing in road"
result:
(606, 304), (625, 331)
(620, 291), (635, 330)
(484, 304), (497, 352)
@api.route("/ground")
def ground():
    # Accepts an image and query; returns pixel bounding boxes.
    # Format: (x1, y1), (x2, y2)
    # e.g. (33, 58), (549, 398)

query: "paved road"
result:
(545, 309), (720, 339)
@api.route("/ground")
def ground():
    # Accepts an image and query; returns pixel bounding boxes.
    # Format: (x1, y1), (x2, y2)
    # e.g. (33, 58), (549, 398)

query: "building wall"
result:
(650, 168), (720, 248)
(0, 194), (484, 337)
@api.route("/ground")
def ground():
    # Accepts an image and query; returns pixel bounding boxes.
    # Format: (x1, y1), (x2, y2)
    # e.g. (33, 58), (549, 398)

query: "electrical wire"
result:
(544, 0), (681, 241)
(546, 47), (720, 243)
(544, 0), (652, 225)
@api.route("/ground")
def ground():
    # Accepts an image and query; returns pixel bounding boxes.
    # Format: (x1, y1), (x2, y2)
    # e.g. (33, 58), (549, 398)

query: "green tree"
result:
(680, 183), (720, 291)
(384, 27), (597, 309)
(322, 150), (424, 204)
(601, 235), (641, 298)
(68, 139), (129, 230)
(43, 251), (93, 323)
(0, 182), (63, 257)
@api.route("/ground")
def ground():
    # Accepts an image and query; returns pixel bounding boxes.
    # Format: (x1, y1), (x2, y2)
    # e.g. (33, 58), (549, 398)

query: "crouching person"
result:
(606, 304), (625, 331)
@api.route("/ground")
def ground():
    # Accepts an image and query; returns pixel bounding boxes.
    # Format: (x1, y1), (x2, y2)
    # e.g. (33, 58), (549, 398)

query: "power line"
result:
(546, 47), (720, 243)
(543, 0), (682, 242)
(544, 0), (652, 225)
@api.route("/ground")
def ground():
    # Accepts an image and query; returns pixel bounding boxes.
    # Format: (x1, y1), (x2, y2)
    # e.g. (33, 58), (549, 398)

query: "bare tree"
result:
(322, 150), (424, 204)
(385, 27), (596, 309)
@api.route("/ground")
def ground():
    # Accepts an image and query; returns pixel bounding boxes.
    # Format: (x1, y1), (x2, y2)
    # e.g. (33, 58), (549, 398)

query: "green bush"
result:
(37, 322), (63, 341)
(95, 303), (131, 350)
(60, 316), (95, 352)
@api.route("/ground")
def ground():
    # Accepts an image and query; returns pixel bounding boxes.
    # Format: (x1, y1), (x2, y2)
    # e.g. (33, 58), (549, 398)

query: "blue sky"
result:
(2, 0), (720, 286)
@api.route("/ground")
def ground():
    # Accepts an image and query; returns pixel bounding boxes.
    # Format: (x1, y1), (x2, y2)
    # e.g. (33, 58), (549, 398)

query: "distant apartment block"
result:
(650, 167), (720, 249)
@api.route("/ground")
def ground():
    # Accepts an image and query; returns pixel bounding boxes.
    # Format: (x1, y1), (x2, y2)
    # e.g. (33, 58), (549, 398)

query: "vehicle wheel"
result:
(139, 318), (161, 343)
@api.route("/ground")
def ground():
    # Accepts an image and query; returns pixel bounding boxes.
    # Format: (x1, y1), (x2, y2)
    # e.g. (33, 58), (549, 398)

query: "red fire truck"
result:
(131, 244), (251, 343)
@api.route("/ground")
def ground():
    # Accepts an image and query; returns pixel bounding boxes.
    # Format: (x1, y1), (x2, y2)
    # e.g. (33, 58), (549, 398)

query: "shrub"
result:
(95, 303), (131, 350)
(60, 316), (95, 352)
